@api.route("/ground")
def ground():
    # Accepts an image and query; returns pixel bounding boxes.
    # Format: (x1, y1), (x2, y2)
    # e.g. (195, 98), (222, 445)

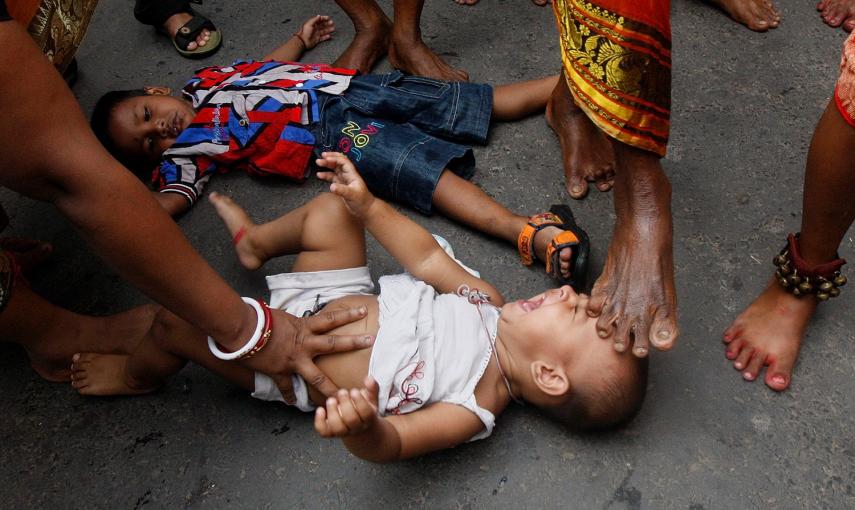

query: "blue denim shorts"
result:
(316, 71), (493, 213)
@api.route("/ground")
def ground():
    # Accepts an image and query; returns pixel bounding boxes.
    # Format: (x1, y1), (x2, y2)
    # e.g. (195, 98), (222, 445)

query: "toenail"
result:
(735, 362), (743, 369)
(598, 330), (609, 338)
(772, 375), (786, 384)
(635, 347), (647, 356)
(743, 372), (754, 380)
(572, 185), (583, 194)
(657, 330), (670, 341)
(614, 342), (625, 352)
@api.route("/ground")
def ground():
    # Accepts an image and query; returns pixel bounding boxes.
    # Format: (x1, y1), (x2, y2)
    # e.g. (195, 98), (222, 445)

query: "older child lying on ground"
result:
(90, 15), (588, 288)
(71, 154), (647, 462)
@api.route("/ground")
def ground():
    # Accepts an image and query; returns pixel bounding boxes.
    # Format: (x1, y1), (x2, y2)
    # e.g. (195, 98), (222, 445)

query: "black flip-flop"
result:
(169, 9), (222, 59)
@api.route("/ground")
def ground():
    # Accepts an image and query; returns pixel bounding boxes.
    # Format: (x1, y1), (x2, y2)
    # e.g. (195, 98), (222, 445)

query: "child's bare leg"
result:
(724, 100), (855, 390)
(492, 75), (559, 121)
(210, 192), (366, 272)
(432, 170), (574, 278)
(72, 308), (255, 396)
(0, 284), (157, 382)
(332, 0), (392, 74)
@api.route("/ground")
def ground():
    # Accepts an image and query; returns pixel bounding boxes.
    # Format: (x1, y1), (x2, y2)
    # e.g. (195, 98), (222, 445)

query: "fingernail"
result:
(362, 335), (374, 344)
(357, 306), (367, 314)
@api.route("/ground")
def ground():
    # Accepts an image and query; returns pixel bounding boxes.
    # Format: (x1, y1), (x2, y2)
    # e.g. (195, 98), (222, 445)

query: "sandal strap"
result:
(544, 230), (580, 277)
(174, 11), (216, 50)
(517, 212), (562, 266)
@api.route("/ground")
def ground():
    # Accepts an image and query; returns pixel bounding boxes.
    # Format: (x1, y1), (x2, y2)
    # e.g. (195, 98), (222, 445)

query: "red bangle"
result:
(240, 299), (273, 359)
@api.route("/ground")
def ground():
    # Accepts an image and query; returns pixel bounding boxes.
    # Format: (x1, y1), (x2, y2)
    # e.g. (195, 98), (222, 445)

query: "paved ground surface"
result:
(1, 0), (854, 508)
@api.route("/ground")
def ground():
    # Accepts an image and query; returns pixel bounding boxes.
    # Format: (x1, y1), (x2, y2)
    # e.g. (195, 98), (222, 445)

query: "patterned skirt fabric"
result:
(835, 31), (855, 128)
(6, 0), (98, 72)
(553, 0), (671, 156)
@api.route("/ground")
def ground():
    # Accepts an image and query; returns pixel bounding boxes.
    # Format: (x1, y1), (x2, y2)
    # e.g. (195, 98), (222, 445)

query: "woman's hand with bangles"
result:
(238, 306), (373, 403)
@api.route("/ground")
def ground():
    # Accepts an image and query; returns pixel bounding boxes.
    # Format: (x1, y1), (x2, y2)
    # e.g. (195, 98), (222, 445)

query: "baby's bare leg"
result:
(492, 75), (559, 121)
(72, 307), (255, 396)
(210, 192), (366, 273)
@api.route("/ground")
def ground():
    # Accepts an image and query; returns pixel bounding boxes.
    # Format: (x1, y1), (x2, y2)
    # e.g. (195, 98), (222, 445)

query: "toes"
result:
(567, 177), (588, 199)
(733, 346), (754, 371)
(764, 355), (794, 391)
(743, 350), (766, 381)
(649, 308), (677, 351)
(725, 338), (744, 360)
(613, 319), (632, 353)
(844, 18), (855, 31)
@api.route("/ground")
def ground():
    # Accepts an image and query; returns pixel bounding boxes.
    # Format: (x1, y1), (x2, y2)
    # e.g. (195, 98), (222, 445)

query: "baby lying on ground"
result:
(90, 14), (588, 289)
(71, 153), (647, 462)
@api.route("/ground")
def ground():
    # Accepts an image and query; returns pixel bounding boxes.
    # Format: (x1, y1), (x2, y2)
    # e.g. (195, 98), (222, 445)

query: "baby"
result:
(71, 153), (647, 462)
(89, 14), (588, 288)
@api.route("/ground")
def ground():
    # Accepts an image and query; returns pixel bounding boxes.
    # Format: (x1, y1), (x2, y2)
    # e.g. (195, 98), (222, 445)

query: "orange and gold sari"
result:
(553, 0), (671, 156)
(7, 0), (98, 73)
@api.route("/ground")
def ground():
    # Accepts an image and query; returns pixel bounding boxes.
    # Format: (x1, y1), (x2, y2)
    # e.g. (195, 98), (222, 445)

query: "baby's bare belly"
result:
(305, 295), (380, 405)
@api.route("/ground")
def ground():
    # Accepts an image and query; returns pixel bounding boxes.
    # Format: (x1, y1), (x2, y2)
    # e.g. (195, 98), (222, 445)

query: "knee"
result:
(312, 192), (359, 225)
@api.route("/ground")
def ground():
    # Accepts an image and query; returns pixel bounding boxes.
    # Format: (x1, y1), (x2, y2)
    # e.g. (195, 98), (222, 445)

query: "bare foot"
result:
(163, 12), (211, 51)
(388, 34), (469, 82)
(818, 0), (855, 31)
(708, 0), (781, 31)
(587, 149), (678, 357)
(28, 305), (158, 382)
(533, 225), (574, 281)
(209, 192), (266, 270)
(723, 280), (815, 391)
(546, 75), (615, 199)
(332, 13), (392, 73)
(70, 353), (158, 396)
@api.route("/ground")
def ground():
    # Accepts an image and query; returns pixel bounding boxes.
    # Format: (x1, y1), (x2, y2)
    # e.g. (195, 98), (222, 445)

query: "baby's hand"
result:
(314, 376), (381, 438)
(316, 152), (376, 218)
(296, 15), (335, 49)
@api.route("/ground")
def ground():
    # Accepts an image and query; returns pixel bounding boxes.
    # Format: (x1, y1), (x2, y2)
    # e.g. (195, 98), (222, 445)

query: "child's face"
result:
(109, 92), (196, 165)
(499, 285), (615, 365)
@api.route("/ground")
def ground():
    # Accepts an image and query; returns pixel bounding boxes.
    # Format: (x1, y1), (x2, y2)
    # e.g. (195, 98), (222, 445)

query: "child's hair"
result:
(545, 356), (648, 432)
(90, 89), (150, 179)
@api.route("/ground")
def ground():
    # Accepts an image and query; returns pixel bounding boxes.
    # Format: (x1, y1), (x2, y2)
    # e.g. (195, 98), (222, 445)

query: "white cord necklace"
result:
(457, 285), (523, 405)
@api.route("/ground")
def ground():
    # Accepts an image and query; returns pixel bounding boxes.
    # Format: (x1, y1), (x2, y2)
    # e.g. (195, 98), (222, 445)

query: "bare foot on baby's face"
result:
(546, 75), (615, 199)
(708, 0), (781, 32)
(588, 214), (678, 358)
(332, 13), (391, 74)
(817, 0), (855, 31)
(388, 35), (469, 82)
(70, 353), (156, 396)
(209, 192), (266, 270)
(723, 280), (816, 391)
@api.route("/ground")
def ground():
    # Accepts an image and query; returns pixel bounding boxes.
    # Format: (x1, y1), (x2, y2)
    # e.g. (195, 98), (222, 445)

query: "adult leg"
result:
(332, 0), (392, 74)
(432, 171), (575, 279)
(208, 192), (366, 273)
(724, 100), (855, 390)
(0, 283), (157, 381)
(134, 0), (212, 51)
(817, 0), (855, 32)
(387, 0), (469, 82)
(71, 192), (369, 395)
(546, 70), (616, 198)
(586, 143), (678, 358)
(706, 0), (780, 32)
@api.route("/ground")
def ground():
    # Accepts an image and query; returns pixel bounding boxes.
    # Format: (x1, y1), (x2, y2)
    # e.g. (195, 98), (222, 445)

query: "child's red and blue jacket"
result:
(155, 60), (356, 206)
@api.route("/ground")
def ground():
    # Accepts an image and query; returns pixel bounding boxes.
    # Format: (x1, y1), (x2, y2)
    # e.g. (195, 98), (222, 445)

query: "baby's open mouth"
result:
(519, 296), (545, 312)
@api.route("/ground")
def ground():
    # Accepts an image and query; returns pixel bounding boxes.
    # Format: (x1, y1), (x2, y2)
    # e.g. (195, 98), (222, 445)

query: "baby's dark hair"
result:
(546, 356), (648, 432)
(90, 89), (150, 179)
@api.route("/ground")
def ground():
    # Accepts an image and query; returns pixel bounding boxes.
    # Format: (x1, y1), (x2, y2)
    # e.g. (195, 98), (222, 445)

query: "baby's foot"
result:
(209, 192), (266, 270)
(708, 0), (781, 31)
(546, 77), (615, 199)
(723, 280), (816, 391)
(533, 225), (574, 281)
(70, 353), (157, 396)
(163, 12), (211, 50)
(818, 0), (855, 31)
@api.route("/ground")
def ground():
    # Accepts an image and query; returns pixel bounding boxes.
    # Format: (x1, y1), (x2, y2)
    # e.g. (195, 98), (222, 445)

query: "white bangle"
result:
(207, 297), (265, 361)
